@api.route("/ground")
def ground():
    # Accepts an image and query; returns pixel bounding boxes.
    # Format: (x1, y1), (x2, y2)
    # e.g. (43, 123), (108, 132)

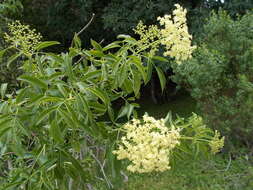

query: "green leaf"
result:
(112, 58), (121, 75)
(46, 53), (64, 63)
(123, 79), (133, 94)
(132, 70), (141, 97)
(7, 52), (22, 67)
(18, 75), (48, 89)
(63, 53), (75, 81)
(82, 70), (101, 81)
(155, 66), (166, 92)
(127, 104), (135, 119)
(76, 82), (89, 93)
(106, 142), (122, 187)
(102, 42), (121, 51)
(146, 58), (153, 82)
(48, 72), (64, 81)
(35, 106), (58, 125)
(119, 62), (128, 87)
(116, 103), (135, 120)
(117, 104), (129, 120)
(88, 50), (104, 57)
(101, 63), (108, 82)
(117, 34), (131, 39)
(49, 120), (63, 143)
(90, 39), (103, 51)
(1, 182), (23, 189)
(0, 101), (8, 113)
(108, 106), (115, 122)
(0, 115), (12, 127)
(38, 96), (64, 103)
(130, 56), (147, 83)
(0, 83), (8, 99)
(56, 83), (68, 97)
(117, 35), (137, 44)
(72, 34), (81, 48)
(64, 103), (79, 125)
(152, 56), (169, 62)
(0, 48), (7, 62)
(26, 94), (44, 107)
(86, 87), (110, 106)
(35, 41), (60, 51)
(58, 108), (77, 129)
(76, 94), (94, 122)
(0, 124), (11, 138)
(60, 149), (89, 182)
(88, 102), (107, 113)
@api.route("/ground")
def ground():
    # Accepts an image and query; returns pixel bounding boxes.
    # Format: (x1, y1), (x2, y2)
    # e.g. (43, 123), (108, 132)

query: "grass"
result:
(124, 155), (253, 190)
(95, 153), (253, 190)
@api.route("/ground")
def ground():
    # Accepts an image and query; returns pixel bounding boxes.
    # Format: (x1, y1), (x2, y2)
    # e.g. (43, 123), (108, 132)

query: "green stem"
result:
(180, 136), (210, 143)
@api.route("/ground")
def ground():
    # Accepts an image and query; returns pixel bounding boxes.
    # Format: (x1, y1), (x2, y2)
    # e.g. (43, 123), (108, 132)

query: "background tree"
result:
(172, 11), (253, 149)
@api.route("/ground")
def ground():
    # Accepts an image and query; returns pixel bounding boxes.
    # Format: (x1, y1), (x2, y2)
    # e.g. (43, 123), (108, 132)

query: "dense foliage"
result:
(1, 0), (252, 102)
(0, 5), (226, 189)
(172, 10), (253, 147)
(0, 1), (252, 189)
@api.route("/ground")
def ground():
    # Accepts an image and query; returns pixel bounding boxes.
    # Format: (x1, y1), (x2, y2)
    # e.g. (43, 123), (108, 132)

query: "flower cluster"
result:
(4, 20), (42, 56)
(134, 21), (161, 55)
(113, 115), (181, 173)
(134, 4), (196, 64)
(209, 130), (225, 154)
(158, 4), (196, 63)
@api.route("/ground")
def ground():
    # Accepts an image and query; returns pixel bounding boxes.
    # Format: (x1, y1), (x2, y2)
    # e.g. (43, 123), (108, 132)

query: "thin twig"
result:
(89, 151), (113, 189)
(86, 183), (94, 190)
(216, 153), (232, 172)
(99, 39), (104, 45)
(224, 154), (232, 172)
(68, 178), (73, 190)
(71, 13), (95, 48)
(76, 13), (95, 37)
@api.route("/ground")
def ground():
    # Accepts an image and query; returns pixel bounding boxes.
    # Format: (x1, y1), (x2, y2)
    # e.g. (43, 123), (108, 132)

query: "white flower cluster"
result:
(158, 4), (196, 64)
(113, 115), (181, 173)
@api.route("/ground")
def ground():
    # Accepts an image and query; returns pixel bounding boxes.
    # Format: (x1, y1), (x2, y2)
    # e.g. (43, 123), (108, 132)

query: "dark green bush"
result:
(172, 11), (253, 147)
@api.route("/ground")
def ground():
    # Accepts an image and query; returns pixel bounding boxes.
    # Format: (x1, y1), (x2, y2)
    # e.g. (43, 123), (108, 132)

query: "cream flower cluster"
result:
(134, 4), (196, 64)
(157, 4), (196, 63)
(113, 115), (181, 173)
(4, 21), (42, 56)
(209, 130), (225, 154)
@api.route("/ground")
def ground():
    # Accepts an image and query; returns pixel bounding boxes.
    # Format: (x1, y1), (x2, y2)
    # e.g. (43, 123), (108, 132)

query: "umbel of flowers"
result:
(113, 115), (225, 173)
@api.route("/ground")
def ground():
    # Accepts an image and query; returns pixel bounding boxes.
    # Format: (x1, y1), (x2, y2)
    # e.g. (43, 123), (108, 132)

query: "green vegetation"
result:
(124, 156), (253, 190)
(107, 94), (252, 190)
(172, 10), (253, 148)
(0, 1), (253, 190)
(117, 98), (253, 190)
